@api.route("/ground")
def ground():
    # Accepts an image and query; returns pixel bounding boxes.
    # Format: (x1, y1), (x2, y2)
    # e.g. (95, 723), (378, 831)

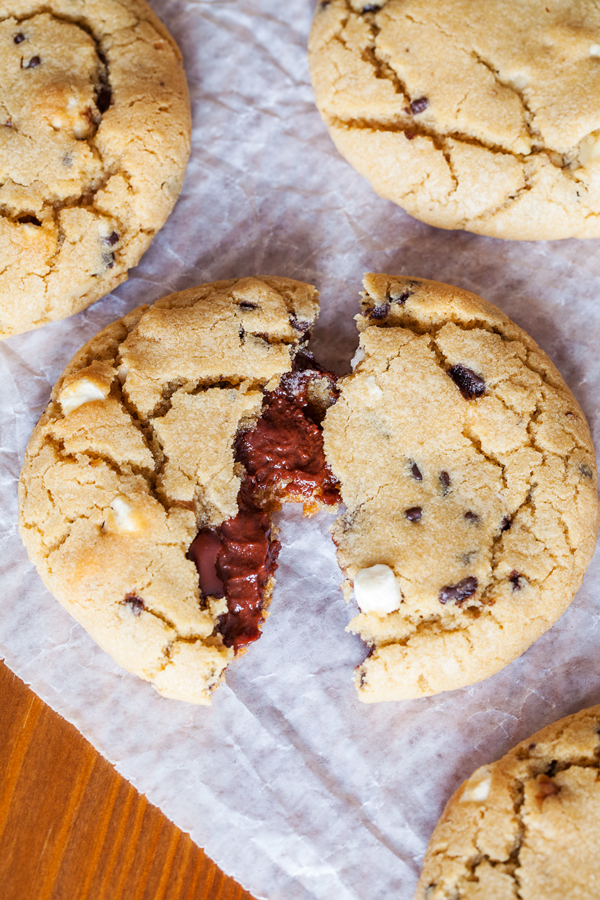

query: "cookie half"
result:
(323, 275), (599, 701)
(309, 0), (600, 239)
(18, 277), (339, 703)
(416, 705), (600, 899)
(0, 0), (191, 338)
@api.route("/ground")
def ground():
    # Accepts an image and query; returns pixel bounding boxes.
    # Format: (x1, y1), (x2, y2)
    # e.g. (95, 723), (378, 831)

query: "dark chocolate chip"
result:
(439, 471), (450, 494)
(21, 55), (40, 68)
(410, 97), (429, 115)
(528, 742), (537, 751)
(580, 462), (594, 479)
(501, 516), (511, 532)
(448, 364), (486, 400)
(105, 231), (120, 245)
(239, 301), (258, 311)
(96, 87), (112, 113)
(366, 302), (390, 320)
(14, 33), (25, 44)
(4, 118), (12, 128)
(411, 462), (422, 481)
(102, 250), (115, 269)
(404, 131), (415, 140)
(464, 511), (479, 523)
(124, 594), (145, 615)
(510, 570), (524, 591)
(62, 154), (72, 167)
(361, 4), (381, 11)
(439, 576), (478, 605)
(405, 506), (422, 522)
(18, 214), (41, 226)
(289, 317), (310, 332)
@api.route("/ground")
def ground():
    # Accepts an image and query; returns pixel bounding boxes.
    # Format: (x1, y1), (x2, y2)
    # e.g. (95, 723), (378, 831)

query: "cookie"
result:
(309, 1), (600, 240)
(0, 0), (190, 339)
(322, 275), (599, 701)
(415, 704), (600, 899)
(18, 277), (340, 703)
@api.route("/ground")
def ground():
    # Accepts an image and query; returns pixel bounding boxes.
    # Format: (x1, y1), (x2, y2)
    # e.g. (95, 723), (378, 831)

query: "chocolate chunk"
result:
(411, 462), (422, 481)
(18, 215), (41, 226)
(21, 55), (40, 69)
(509, 570), (523, 591)
(501, 516), (511, 532)
(239, 300), (258, 311)
(96, 87), (112, 113)
(13, 33), (25, 44)
(289, 316), (310, 332)
(439, 576), (478, 605)
(448, 364), (485, 399)
(580, 462), (594, 479)
(464, 511), (479, 523)
(439, 471), (450, 494)
(410, 97), (429, 115)
(391, 289), (411, 304)
(124, 594), (145, 615)
(102, 250), (115, 269)
(105, 231), (120, 245)
(362, 4), (381, 11)
(405, 506), (422, 522)
(366, 303), (390, 320)
(188, 529), (225, 599)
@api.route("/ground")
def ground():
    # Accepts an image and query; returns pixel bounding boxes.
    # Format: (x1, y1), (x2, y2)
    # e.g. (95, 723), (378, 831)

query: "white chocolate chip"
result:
(59, 377), (110, 415)
(354, 564), (401, 615)
(365, 375), (383, 402)
(590, 44), (600, 57)
(578, 130), (600, 166)
(460, 767), (492, 802)
(351, 346), (365, 370)
(107, 496), (146, 534)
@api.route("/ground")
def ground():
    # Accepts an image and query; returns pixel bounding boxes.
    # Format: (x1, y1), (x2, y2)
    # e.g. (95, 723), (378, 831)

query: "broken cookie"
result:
(0, 0), (191, 338)
(415, 704), (600, 899)
(309, 0), (600, 239)
(323, 275), (598, 701)
(18, 277), (338, 703)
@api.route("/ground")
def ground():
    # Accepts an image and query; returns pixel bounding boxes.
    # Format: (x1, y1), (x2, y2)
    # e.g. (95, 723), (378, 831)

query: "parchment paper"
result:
(2, 2), (600, 898)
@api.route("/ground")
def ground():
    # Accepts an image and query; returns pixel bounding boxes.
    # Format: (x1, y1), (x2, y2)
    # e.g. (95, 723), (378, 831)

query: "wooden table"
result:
(0, 660), (256, 900)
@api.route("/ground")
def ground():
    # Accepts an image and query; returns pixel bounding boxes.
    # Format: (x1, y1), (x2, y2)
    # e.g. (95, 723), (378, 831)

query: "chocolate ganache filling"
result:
(188, 352), (340, 652)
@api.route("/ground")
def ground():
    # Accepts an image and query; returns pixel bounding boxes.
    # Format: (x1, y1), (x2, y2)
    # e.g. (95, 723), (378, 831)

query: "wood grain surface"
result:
(0, 660), (257, 900)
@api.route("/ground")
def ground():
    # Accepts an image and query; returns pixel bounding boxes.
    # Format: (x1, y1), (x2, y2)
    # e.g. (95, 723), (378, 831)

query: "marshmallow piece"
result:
(460, 767), (492, 803)
(106, 496), (147, 534)
(507, 73), (528, 90)
(354, 564), (401, 615)
(590, 44), (600, 57)
(60, 377), (110, 415)
(351, 346), (365, 370)
(365, 375), (383, 402)
(579, 130), (600, 166)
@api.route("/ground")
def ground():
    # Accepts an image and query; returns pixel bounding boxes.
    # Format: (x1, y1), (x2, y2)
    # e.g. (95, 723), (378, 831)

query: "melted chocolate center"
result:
(188, 353), (340, 653)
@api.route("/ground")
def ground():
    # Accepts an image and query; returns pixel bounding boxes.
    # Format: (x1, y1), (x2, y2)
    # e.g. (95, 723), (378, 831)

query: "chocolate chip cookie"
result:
(309, 0), (600, 239)
(0, 0), (190, 339)
(416, 704), (600, 899)
(18, 277), (338, 703)
(323, 275), (598, 701)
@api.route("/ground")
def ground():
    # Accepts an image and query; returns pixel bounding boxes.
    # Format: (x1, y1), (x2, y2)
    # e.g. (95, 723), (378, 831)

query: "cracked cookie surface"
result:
(18, 277), (321, 703)
(309, 0), (600, 239)
(415, 704), (600, 899)
(0, 0), (190, 339)
(322, 275), (599, 701)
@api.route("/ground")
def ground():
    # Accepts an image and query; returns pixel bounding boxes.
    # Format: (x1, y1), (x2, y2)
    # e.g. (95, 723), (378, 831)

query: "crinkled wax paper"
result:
(2, 2), (600, 898)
